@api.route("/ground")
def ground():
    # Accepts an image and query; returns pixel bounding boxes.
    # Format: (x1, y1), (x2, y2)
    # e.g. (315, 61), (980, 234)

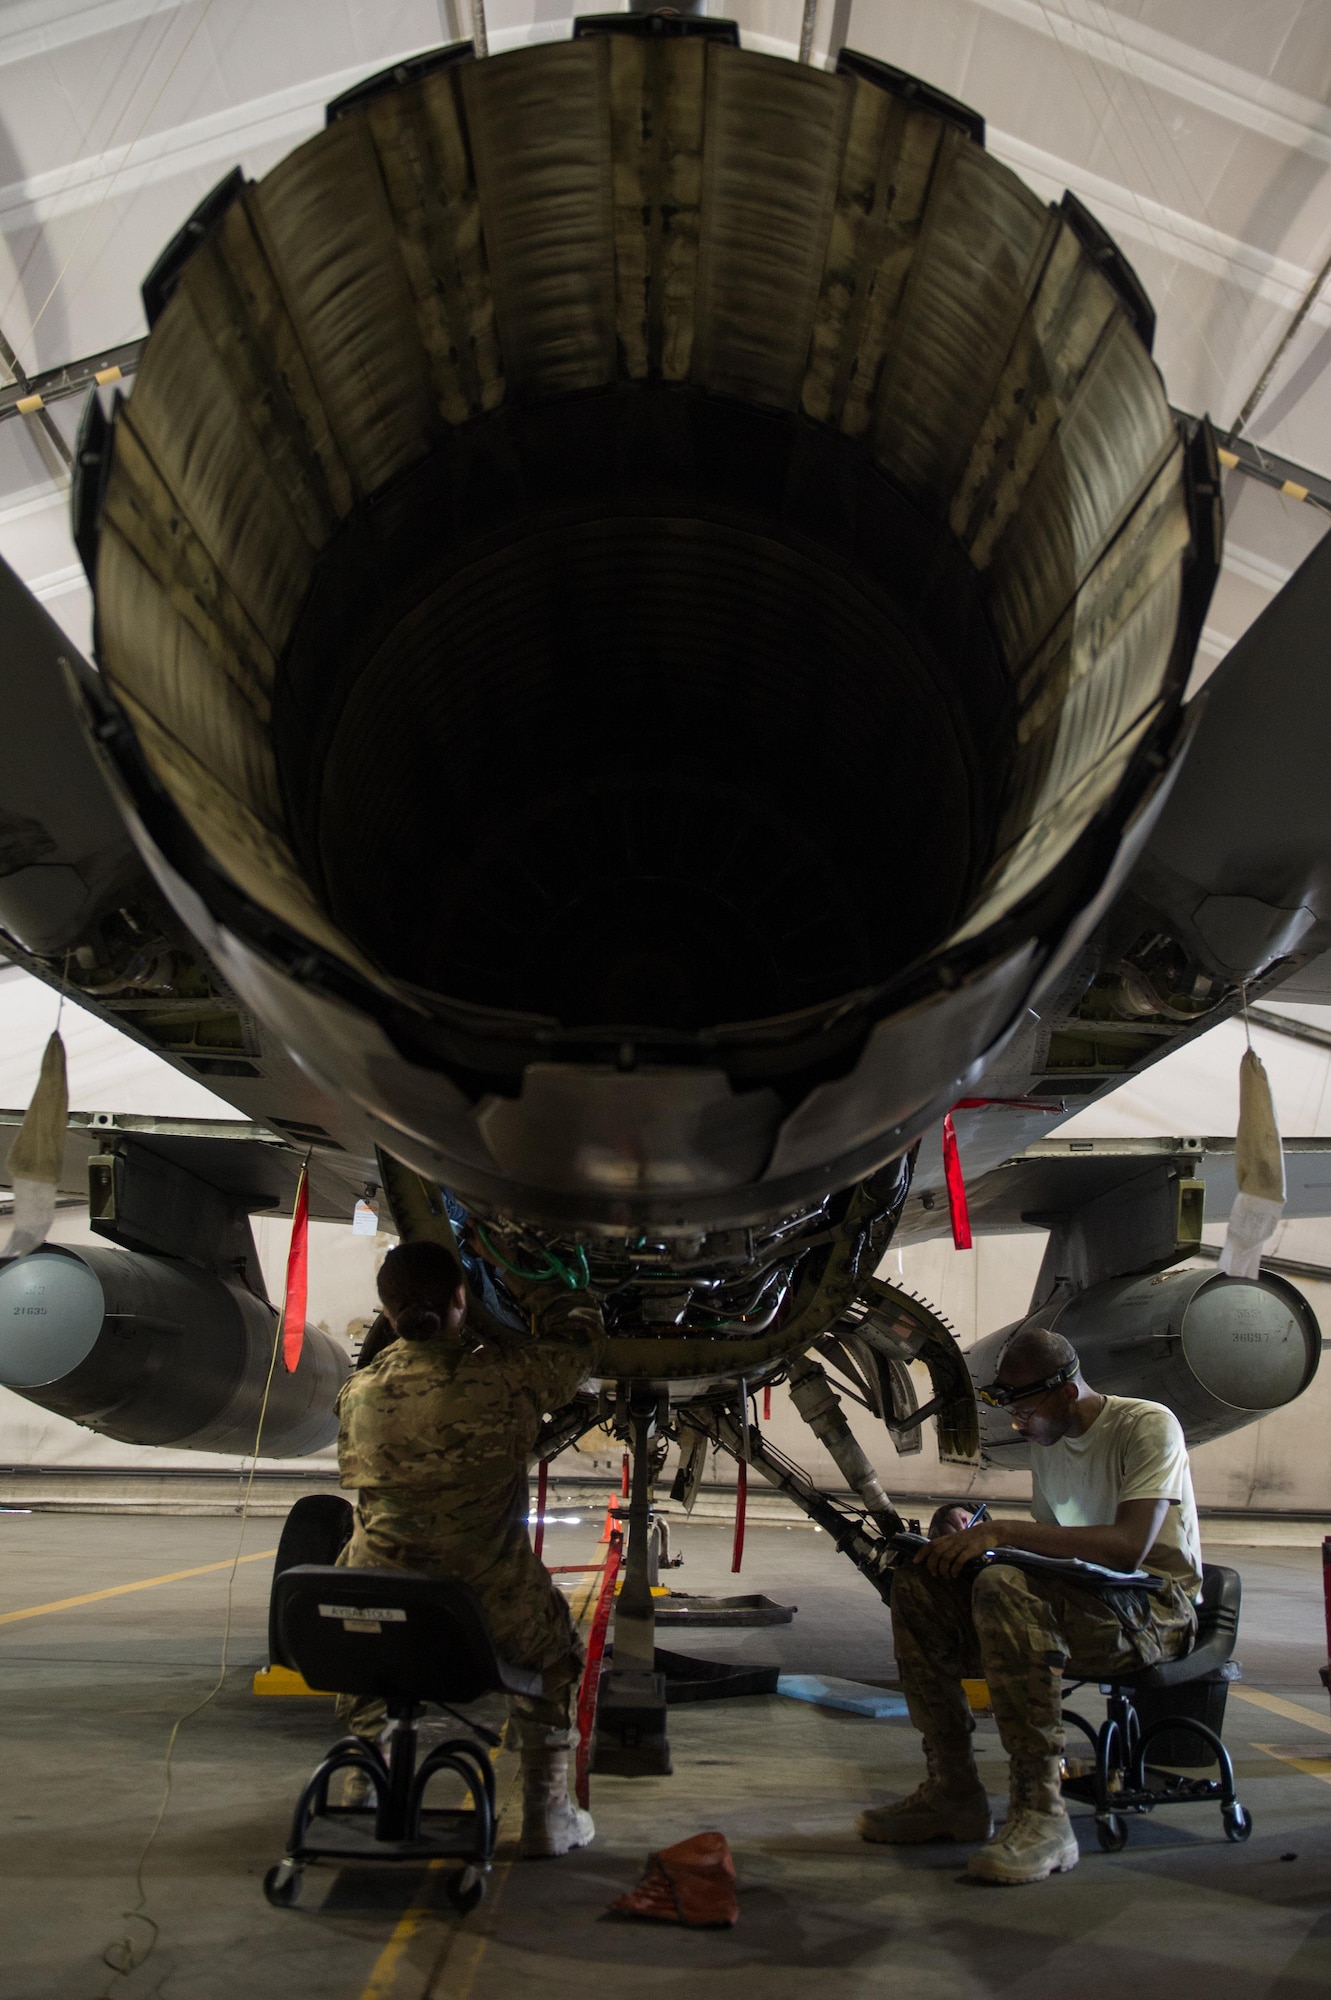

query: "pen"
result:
(965, 1502), (989, 1528)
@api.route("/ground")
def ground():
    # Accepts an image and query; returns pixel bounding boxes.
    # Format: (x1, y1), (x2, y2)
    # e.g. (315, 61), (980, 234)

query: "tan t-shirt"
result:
(1030, 1394), (1203, 1600)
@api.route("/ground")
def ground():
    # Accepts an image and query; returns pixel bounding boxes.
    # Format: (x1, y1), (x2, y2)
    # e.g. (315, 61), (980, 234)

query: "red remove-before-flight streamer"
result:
(281, 1163), (310, 1373)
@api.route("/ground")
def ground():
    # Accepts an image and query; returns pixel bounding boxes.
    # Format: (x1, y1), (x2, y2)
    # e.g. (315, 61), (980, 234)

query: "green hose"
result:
(474, 1223), (590, 1290)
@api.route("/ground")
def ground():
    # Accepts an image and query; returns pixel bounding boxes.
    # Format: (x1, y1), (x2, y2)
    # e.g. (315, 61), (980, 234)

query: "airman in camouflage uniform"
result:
(858, 1325), (1200, 1884)
(884, 1560), (1195, 1864)
(891, 1559), (1195, 1770)
(335, 1240), (604, 1857)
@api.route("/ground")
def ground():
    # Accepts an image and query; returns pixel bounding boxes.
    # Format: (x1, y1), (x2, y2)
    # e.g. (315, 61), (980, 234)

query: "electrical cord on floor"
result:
(94, 1308), (288, 1995)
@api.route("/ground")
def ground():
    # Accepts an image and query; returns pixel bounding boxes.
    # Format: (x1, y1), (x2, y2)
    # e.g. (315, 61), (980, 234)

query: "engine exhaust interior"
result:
(294, 462), (1003, 1030)
(92, 34), (1199, 1050)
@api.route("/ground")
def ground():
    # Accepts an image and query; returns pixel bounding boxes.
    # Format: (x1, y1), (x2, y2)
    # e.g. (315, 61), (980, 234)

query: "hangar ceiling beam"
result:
(0, 322), (73, 470)
(1246, 1007), (1331, 1053)
(0, 336), (144, 427)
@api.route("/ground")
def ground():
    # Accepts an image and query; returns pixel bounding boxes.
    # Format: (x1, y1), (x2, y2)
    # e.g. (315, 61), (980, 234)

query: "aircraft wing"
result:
(0, 1110), (372, 1225)
(1129, 525), (1331, 1002)
(0, 550), (378, 1207)
(890, 520), (1331, 1188)
(986, 520), (1331, 1124)
(897, 1133), (1331, 1249)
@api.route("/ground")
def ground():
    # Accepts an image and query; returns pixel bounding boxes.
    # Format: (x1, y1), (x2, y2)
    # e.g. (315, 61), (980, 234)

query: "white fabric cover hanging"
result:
(1218, 1045), (1286, 1279)
(3, 1030), (67, 1257)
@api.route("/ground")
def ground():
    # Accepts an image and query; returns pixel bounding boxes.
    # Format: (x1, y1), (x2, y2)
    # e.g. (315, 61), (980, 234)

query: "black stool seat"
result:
(1113, 1564), (1242, 1690)
(1062, 1563), (1252, 1851)
(263, 1565), (539, 1914)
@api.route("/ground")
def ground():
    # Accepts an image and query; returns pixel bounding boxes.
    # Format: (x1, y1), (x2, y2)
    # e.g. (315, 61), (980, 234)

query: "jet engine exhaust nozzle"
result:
(84, 33), (1216, 1232)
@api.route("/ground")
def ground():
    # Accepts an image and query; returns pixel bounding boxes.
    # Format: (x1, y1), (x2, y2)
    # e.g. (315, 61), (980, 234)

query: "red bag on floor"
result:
(608, 1832), (738, 1928)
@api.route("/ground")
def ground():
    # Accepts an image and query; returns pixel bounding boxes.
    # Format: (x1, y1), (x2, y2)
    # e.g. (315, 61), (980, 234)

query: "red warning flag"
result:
(575, 1529), (623, 1808)
(942, 1112), (972, 1251)
(731, 1456), (747, 1574)
(281, 1162), (310, 1373)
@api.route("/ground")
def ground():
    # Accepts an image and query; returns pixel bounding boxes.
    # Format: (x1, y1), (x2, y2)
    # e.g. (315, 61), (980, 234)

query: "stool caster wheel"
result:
(1222, 1803), (1253, 1843)
(1095, 1814), (1128, 1852)
(445, 1866), (486, 1916)
(264, 1862), (302, 1907)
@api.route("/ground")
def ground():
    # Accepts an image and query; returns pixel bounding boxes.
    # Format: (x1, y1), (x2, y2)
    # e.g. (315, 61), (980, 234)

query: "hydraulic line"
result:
(700, 1405), (899, 1605)
(786, 1355), (906, 1534)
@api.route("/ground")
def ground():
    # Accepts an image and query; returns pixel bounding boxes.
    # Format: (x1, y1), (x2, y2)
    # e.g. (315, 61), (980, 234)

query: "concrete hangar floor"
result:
(2, 1510), (1330, 2000)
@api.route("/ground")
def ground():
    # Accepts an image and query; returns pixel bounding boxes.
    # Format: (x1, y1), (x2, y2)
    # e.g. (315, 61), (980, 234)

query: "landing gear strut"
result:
(591, 1401), (672, 1776)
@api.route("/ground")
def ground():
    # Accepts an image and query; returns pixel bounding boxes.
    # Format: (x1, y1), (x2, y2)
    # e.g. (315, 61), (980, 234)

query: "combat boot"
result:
(518, 1747), (596, 1859)
(856, 1738), (992, 1845)
(966, 1755), (1079, 1884)
(335, 1766), (377, 1809)
(334, 1721), (389, 1808)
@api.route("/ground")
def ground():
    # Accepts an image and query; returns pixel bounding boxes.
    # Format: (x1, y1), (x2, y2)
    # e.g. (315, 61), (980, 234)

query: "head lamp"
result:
(978, 1360), (1078, 1409)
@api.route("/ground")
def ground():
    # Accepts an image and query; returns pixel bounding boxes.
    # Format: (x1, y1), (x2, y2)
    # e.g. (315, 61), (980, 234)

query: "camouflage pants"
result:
(334, 1529), (583, 1751)
(891, 1561), (1197, 1762)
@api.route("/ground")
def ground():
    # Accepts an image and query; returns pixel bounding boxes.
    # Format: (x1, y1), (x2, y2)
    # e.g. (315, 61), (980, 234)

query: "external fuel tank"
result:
(0, 1245), (346, 1455)
(968, 1266), (1321, 1465)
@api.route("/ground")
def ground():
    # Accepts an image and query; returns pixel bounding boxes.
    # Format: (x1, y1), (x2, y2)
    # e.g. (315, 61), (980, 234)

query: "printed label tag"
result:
(318, 1604), (407, 1623)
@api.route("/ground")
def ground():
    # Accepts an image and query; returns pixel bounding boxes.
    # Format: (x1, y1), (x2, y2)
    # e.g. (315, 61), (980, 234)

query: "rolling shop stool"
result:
(263, 1565), (540, 1914)
(1061, 1563), (1251, 1851)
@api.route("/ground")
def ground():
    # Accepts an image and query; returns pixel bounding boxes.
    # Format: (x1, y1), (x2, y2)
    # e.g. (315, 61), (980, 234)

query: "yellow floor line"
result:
(447, 1898), (504, 2000)
(357, 1862), (447, 2000)
(357, 1551), (610, 1999)
(428, 1751), (525, 2000)
(0, 1549), (277, 1627)
(357, 1731), (525, 2000)
(1255, 1743), (1331, 1786)
(1231, 1687), (1331, 1737)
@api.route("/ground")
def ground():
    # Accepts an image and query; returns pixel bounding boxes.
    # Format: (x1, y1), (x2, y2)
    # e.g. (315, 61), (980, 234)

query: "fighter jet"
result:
(1, 20), (1328, 1619)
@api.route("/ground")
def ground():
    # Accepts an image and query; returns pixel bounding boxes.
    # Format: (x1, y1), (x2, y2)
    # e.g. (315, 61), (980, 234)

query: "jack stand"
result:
(592, 1401), (672, 1776)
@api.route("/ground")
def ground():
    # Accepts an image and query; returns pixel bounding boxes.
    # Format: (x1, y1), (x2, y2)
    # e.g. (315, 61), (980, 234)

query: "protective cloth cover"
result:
(608, 1831), (738, 1927)
(1218, 1046), (1285, 1278)
(3, 1030), (67, 1258)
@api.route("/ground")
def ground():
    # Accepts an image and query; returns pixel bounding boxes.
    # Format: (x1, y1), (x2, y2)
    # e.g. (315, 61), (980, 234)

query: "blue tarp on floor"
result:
(776, 1674), (910, 1719)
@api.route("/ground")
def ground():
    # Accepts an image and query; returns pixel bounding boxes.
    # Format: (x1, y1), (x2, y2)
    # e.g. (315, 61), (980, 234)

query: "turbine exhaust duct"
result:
(77, 30), (1218, 1235)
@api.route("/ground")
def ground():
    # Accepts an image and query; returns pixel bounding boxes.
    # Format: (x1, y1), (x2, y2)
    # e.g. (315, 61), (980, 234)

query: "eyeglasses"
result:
(977, 1361), (1077, 1409)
